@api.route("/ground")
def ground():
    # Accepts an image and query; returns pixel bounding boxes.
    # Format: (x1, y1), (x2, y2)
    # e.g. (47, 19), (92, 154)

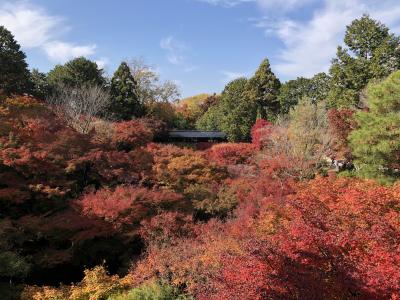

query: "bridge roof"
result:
(168, 130), (227, 139)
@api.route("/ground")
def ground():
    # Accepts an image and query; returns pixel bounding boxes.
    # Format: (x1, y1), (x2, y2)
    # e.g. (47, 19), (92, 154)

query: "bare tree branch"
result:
(47, 84), (111, 134)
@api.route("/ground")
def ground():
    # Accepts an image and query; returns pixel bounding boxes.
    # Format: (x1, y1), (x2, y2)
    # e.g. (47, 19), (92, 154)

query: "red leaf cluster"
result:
(251, 118), (273, 150)
(111, 120), (153, 151)
(206, 143), (256, 166)
(139, 212), (194, 247)
(129, 174), (400, 299)
(79, 186), (184, 228)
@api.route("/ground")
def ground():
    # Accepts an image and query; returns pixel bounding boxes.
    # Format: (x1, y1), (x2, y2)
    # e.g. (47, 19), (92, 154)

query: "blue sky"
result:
(1, 0), (400, 98)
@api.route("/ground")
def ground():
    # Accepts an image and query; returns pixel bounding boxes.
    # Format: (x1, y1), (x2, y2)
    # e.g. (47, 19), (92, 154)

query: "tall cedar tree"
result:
(0, 26), (30, 95)
(109, 62), (143, 120)
(246, 58), (281, 119)
(349, 70), (400, 184)
(328, 15), (400, 108)
(47, 57), (106, 89)
(220, 78), (257, 142)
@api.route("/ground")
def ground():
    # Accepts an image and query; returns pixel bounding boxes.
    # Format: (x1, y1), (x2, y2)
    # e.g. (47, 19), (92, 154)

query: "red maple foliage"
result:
(129, 174), (400, 299)
(79, 186), (184, 228)
(206, 143), (256, 166)
(139, 212), (195, 247)
(68, 148), (153, 187)
(251, 118), (273, 150)
(111, 120), (153, 152)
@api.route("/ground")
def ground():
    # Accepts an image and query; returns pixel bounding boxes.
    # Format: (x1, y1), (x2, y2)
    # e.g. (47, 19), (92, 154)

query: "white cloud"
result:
(0, 2), (62, 47)
(95, 58), (109, 69)
(255, 0), (400, 78)
(200, 0), (400, 79)
(43, 41), (96, 64)
(160, 36), (197, 72)
(160, 36), (187, 65)
(220, 70), (248, 84)
(0, 1), (101, 64)
(196, 0), (253, 7)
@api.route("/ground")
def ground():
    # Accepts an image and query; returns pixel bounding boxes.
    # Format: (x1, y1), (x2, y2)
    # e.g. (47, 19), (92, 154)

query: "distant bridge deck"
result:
(167, 130), (227, 142)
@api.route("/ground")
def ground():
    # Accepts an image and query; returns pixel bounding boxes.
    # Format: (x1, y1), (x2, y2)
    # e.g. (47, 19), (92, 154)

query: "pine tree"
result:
(349, 71), (400, 184)
(109, 62), (143, 120)
(0, 26), (30, 95)
(29, 69), (50, 99)
(246, 58), (281, 119)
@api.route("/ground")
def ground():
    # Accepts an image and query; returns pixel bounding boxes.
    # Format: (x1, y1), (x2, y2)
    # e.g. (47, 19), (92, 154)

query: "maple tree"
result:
(207, 143), (256, 166)
(111, 120), (153, 151)
(79, 186), (184, 229)
(148, 143), (228, 192)
(128, 172), (400, 299)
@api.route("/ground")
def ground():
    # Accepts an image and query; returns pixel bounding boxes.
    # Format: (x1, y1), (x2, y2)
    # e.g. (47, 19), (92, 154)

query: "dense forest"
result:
(0, 14), (399, 299)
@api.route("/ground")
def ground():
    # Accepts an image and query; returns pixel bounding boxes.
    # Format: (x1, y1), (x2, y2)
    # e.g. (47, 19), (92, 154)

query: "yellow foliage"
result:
(177, 94), (210, 109)
(22, 266), (130, 300)
(21, 285), (69, 300)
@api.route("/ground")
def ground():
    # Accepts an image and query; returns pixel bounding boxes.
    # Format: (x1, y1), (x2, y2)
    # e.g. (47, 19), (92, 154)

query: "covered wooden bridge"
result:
(167, 130), (227, 143)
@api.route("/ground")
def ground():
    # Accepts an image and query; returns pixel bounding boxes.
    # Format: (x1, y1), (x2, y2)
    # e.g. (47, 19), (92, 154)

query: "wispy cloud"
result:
(160, 36), (187, 65)
(197, 0), (315, 11)
(264, 0), (400, 78)
(196, 0), (253, 7)
(199, 0), (400, 79)
(160, 36), (197, 72)
(0, 1), (103, 64)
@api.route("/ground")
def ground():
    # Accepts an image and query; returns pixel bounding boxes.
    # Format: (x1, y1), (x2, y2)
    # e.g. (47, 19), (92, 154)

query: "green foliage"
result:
(246, 58), (281, 119)
(349, 71), (400, 184)
(108, 282), (192, 300)
(344, 15), (390, 59)
(109, 62), (143, 120)
(0, 26), (30, 95)
(328, 15), (400, 108)
(47, 57), (106, 89)
(278, 77), (310, 115)
(0, 251), (30, 279)
(29, 69), (51, 99)
(197, 78), (257, 142)
(219, 78), (257, 141)
(278, 73), (330, 115)
(197, 58), (280, 140)
(195, 105), (222, 131)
